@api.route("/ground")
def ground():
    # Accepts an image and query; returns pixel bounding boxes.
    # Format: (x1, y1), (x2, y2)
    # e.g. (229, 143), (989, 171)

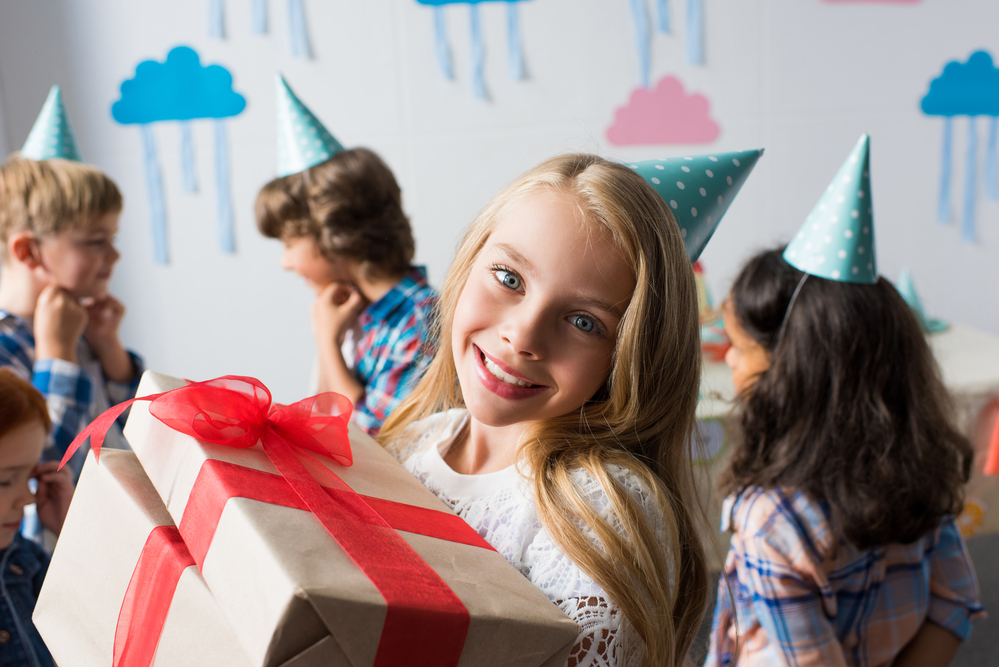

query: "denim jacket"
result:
(0, 533), (55, 667)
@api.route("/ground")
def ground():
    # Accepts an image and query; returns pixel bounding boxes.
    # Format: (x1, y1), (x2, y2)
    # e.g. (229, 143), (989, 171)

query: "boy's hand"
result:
(312, 282), (368, 347)
(32, 461), (75, 536)
(84, 295), (125, 354)
(34, 285), (88, 364)
(84, 295), (135, 383)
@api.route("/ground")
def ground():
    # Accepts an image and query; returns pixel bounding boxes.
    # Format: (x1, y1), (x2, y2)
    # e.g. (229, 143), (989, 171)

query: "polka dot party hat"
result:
(20, 86), (82, 162)
(783, 134), (876, 284)
(630, 149), (764, 262)
(275, 74), (345, 178)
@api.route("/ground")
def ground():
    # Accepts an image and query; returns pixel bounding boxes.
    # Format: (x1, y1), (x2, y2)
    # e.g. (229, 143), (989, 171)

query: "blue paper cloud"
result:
(111, 46), (246, 124)
(416, 0), (525, 5)
(921, 50), (999, 117)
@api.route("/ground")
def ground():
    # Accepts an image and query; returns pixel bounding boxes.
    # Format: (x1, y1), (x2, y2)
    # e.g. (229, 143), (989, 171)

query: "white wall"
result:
(0, 0), (996, 402)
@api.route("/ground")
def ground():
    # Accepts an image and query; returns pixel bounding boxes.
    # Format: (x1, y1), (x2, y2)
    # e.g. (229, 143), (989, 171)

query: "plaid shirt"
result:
(0, 310), (142, 480)
(349, 267), (436, 436)
(707, 487), (985, 667)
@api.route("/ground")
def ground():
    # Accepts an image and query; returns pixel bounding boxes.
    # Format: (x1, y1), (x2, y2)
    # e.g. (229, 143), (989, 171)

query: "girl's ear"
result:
(7, 232), (43, 269)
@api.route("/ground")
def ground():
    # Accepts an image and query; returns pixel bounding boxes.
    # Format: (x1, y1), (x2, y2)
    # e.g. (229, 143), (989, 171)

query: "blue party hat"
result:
(20, 86), (82, 162)
(630, 149), (764, 262)
(275, 75), (344, 177)
(784, 135), (877, 284)
(897, 267), (948, 334)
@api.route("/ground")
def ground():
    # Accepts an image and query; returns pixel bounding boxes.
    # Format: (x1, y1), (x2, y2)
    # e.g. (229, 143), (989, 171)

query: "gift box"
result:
(34, 449), (254, 666)
(70, 371), (578, 667)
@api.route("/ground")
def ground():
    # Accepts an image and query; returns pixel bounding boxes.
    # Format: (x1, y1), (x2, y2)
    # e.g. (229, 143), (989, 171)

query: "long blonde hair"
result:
(380, 154), (706, 666)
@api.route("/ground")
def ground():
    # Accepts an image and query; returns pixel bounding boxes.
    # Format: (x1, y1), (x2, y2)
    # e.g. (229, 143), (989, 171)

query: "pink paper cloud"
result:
(606, 76), (719, 146)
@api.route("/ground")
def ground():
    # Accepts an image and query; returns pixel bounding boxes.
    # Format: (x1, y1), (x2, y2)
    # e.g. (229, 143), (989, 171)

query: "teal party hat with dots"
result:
(630, 149), (764, 262)
(783, 134), (877, 284)
(275, 74), (345, 177)
(20, 86), (82, 162)
(897, 267), (948, 334)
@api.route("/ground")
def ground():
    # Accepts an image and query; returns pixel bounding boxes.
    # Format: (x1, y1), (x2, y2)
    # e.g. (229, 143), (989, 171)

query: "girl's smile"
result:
(473, 343), (547, 399)
(452, 189), (634, 431)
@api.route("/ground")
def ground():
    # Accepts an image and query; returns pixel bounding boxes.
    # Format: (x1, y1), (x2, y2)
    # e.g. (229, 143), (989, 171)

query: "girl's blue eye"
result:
(571, 315), (596, 333)
(495, 270), (522, 291)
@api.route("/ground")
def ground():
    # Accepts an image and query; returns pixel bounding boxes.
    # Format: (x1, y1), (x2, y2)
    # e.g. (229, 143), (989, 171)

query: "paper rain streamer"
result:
(630, 0), (703, 88)
(111, 46), (246, 263)
(416, 0), (529, 100)
(822, 0), (921, 4)
(208, 0), (310, 58)
(920, 50), (999, 243)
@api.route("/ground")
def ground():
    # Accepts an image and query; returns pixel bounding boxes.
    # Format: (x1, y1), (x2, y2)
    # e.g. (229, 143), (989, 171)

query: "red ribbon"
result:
(113, 527), (194, 667)
(64, 377), (481, 667)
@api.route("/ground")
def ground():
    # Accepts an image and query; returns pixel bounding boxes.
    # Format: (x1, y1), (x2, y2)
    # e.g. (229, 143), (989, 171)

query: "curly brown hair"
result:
(720, 248), (973, 549)
(255, 148), (414, 279)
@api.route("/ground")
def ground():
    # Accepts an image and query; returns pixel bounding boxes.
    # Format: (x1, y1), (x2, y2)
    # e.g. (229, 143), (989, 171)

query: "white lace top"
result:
(395, 409), (662, 667)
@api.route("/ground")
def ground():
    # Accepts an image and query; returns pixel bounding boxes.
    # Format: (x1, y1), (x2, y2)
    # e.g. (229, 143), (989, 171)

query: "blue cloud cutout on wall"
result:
(416, 1), (524, 4)
(921, 50), (999, 116)
(111, 46), (246, 124)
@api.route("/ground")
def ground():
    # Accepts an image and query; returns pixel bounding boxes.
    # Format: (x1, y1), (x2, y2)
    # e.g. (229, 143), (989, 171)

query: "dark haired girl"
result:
(706, 248), (984, 667)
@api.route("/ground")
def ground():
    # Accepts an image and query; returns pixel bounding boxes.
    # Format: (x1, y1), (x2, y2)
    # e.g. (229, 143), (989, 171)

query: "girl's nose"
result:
(501, 303), (548, 359)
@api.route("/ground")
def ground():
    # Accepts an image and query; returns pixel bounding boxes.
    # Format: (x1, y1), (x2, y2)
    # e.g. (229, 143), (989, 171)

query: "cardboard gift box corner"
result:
(33, 449), (255, 667)
(89, 370), (580, 666)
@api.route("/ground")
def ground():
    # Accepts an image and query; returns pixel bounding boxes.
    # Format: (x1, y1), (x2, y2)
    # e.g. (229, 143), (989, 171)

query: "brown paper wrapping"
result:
(33, 450), (255, 667)
(121, 371), (579, 667)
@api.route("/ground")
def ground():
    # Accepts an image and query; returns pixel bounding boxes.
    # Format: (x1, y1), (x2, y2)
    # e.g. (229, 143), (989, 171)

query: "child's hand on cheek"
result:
(312, 282), (368, 347)
(32, 461), (75, 536)
(84, 295), (135, 383)
(34, 285), (88, 364)
(84, 295), (125, 354)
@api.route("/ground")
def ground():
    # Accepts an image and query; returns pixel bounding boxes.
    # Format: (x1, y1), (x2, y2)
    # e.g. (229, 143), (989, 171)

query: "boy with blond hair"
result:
(0, 89), (142, 481)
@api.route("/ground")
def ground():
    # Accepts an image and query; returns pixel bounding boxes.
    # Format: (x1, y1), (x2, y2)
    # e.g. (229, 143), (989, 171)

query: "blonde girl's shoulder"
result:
(568, 463), (668, 543)
(385, 408), (469, 464)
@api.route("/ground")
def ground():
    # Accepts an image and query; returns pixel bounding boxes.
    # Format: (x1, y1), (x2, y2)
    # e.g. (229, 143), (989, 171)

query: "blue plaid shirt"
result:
(707, 487), (985, 667)
(0, 310), (142, 480)
(349, 267), (436, 435)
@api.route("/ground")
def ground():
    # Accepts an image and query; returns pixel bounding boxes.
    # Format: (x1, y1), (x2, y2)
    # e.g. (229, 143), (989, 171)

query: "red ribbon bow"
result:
(61, 375), (353, 469)
(63, 376), (471, 667)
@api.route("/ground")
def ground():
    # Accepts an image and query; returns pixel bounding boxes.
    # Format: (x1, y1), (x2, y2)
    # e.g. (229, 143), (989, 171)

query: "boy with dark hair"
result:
(256, 77), (435, 435)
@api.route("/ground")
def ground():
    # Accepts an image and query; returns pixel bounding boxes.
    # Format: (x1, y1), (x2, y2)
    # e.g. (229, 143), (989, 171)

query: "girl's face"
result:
(452, 190), (634, 429)
(722, 299), (771, 395)
(37, 211), (120, 300)
(0, 420), (44, 549)
(281, 236), (352, 294)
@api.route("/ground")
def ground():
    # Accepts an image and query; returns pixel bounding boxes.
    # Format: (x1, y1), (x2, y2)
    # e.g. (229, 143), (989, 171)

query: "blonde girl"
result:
(380, 153), (709, 667)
